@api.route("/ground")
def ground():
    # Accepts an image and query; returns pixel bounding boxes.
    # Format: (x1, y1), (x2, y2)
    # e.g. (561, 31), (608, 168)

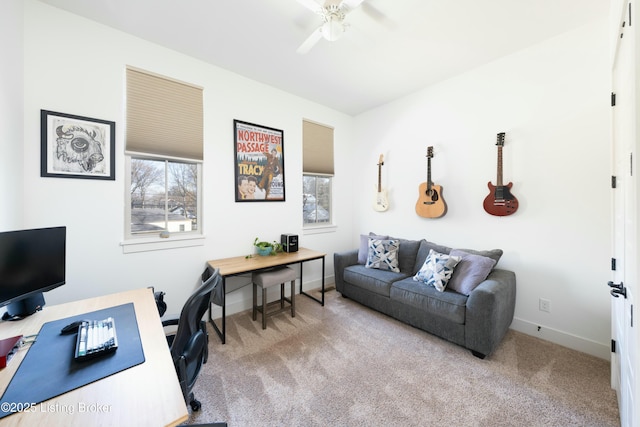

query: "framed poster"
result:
(41, 110), (115, 180)
(234, 119), (285, 202)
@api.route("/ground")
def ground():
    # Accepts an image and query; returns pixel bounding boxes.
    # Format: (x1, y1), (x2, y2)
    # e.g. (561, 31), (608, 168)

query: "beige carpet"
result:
(185, 289), (620, 426)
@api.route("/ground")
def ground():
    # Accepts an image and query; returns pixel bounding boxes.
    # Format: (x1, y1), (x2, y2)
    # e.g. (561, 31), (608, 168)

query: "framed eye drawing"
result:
(40, 110), (116, 180)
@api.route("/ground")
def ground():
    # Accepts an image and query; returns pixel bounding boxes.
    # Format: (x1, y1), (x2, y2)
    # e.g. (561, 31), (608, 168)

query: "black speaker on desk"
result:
(281, 234), (298, 252)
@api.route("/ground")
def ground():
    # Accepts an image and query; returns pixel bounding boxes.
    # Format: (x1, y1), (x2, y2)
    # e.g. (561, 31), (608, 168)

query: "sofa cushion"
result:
(389, 237), (422, 274)
(413, 240), (453, 275)
(344, 265), (407, 297)
(413, 249), (461, 291)
(365, 238), (400, 272)
(358, 232), (388, 264)
(448, 249), (497, 295)
(390, 277), (468, 324)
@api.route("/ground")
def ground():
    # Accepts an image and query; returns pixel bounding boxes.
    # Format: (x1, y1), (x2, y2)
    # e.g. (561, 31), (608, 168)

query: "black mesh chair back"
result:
(166, 265), (221, 411)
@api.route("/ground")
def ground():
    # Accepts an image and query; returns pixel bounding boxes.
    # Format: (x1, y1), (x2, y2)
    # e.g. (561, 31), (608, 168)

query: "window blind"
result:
(126, 67), (203, 160)
(303, 120), (334, 175)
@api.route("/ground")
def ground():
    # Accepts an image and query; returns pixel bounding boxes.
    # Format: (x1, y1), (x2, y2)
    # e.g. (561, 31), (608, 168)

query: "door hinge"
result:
(611, 339), (616, 353)
(611, 258), (617, 271)
(612, 176), (617, 188)
(611, 92), (616, 106)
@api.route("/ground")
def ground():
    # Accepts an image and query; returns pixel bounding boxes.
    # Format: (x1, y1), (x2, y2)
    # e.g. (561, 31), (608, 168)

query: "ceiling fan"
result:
(296, 0), (366, 54)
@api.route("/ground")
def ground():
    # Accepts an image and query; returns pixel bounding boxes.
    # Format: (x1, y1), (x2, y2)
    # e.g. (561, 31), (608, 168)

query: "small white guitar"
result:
(373, 154), (389, 212)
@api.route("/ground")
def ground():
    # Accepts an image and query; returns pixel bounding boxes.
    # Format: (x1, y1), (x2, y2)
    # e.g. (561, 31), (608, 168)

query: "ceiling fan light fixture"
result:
(321, 18), (345, 41)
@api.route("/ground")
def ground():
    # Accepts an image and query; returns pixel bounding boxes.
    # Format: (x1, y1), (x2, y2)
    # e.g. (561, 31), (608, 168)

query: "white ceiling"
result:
(38, 0), (607, 116)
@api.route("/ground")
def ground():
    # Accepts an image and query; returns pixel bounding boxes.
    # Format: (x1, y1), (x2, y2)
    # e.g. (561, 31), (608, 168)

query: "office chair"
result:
(161, 265), (222, 411)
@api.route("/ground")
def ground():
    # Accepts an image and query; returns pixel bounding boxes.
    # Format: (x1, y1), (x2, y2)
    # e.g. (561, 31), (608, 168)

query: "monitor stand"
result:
(2, 293), (45, 321)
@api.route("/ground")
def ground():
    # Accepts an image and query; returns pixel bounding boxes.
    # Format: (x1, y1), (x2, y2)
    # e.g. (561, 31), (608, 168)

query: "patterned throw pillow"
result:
(365, 238), (400, 272)
(413, 249), (462, 292)
(358, 233), (389, 264)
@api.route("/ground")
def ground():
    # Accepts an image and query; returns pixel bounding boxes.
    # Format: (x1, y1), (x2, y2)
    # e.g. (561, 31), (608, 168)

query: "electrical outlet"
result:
(539, 298), (551, 313)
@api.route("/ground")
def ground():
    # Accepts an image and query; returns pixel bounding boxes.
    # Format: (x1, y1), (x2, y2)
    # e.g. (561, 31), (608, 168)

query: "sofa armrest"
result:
(333, 249), (359, 293)
(464, 268), (516, 358)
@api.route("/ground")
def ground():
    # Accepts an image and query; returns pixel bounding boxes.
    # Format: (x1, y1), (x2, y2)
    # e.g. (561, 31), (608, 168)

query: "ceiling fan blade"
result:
(361, 3), (397, 30)
(340, 0), (366, 12)
(297, 0), (323, 14)
(296, 28), (323, 54)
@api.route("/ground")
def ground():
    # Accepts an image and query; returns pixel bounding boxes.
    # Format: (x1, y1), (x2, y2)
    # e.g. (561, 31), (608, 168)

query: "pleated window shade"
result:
(126, 67), (203, 160)
(303, 120), (334, 175)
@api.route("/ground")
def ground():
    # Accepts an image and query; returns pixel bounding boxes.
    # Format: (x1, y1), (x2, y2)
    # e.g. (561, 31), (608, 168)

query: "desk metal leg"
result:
(300, 256), (325, 306)
(208, 277), (226, 344)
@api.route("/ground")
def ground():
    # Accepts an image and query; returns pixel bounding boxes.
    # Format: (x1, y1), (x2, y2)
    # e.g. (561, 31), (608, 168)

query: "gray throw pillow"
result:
(457, 247), (503, 263)
(447, 249), (497, 295)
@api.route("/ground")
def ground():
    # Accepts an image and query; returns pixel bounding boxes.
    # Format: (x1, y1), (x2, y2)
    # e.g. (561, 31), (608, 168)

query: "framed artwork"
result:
(41, 110), (116, 180)
(234, 119), (285, 202)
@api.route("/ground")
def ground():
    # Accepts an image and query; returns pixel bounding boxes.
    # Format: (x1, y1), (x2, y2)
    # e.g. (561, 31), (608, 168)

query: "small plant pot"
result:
(256, 246), (272, 256)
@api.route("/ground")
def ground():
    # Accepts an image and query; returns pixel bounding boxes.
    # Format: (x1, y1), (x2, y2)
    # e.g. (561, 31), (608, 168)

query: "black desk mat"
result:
(0, 303), (145, 418)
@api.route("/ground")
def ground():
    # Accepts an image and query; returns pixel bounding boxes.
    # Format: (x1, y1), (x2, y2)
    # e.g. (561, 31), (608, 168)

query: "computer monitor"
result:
(0, 226), (66, 319)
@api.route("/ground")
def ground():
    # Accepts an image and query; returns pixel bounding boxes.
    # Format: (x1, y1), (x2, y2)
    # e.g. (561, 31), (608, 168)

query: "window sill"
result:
(120, 234), (205, 253)
(302, 225), (337, 235)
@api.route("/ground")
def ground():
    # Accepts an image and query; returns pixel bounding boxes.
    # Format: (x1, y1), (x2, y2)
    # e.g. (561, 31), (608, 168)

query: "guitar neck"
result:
(426, 157), (432, 190)
(377, 165), (382, 192)
(496, 145), (503, 187)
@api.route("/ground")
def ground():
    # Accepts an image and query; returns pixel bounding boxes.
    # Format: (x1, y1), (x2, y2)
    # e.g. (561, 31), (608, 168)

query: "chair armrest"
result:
(333, 249), (359, 293)
(464, 268), (516, 358)
(161, 316), (179, 327)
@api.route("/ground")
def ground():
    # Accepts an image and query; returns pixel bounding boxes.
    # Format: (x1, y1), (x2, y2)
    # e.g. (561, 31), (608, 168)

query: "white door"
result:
(611, 1), (637, 426)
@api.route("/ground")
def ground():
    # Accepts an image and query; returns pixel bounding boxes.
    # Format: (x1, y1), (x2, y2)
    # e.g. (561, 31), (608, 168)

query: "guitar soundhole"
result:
(426, 189), (439, 202)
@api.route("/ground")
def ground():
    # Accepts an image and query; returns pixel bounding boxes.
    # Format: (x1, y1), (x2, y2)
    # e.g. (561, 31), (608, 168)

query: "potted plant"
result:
(253, 237), (283, 256)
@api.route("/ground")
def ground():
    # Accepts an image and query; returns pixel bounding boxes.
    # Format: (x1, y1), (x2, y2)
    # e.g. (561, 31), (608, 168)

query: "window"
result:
(124, 67), (203, 244)
(129, 158), (200, 235)
(302, 120), (334, 227)
(303, 174), (331, 224)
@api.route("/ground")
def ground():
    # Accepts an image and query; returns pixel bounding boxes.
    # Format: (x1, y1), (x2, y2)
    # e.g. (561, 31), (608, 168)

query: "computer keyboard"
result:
(74, 318), (118, 361)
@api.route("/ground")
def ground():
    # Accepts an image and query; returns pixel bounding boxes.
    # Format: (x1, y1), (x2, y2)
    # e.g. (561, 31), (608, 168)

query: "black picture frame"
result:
(41, 110), (116, 180)
(234, 119), (285, 202)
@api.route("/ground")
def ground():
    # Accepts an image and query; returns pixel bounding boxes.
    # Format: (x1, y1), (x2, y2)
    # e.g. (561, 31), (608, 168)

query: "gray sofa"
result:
(334, 235), (516, 359)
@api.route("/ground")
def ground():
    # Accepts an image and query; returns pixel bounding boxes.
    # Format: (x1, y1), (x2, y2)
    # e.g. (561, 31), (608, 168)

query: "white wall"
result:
(10, 1), (612, 359)
(352, 19), (611, 358)
(20, 0), (354, 316)
(0, 0), (24, 228)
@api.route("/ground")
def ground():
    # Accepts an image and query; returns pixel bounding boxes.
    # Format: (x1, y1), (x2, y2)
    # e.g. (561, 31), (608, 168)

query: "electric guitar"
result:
(373, 154), (389, 212)
(415, 146), (446, 218)
(483, 132), (519, 216)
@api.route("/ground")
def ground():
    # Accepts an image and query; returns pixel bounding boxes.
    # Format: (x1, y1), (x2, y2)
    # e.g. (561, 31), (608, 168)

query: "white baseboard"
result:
(510, 317), (611, 360)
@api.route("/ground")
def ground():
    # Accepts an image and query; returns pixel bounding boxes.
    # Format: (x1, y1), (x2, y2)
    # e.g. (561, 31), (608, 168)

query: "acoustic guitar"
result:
(373, 154), (389, 212)
(415, 146), (446, 218)
(483, 132), (519, 216)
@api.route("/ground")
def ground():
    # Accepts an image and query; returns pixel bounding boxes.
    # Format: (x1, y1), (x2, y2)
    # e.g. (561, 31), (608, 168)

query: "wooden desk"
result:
(207, 247), (326, 344)
(0, 288), (188, 427)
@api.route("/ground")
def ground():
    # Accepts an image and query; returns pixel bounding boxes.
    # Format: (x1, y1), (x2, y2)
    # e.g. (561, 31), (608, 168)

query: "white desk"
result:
(0, 288), (188, 427)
